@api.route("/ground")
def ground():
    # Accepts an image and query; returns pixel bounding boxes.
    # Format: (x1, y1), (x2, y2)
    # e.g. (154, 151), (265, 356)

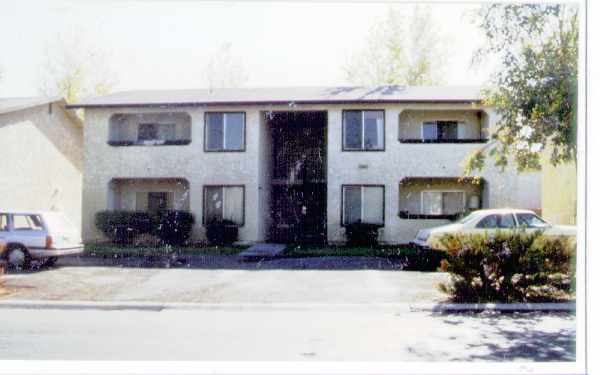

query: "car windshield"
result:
(456, 212), (480, 224)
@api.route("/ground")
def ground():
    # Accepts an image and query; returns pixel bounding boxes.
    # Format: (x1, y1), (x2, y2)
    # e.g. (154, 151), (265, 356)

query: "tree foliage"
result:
(203, 42), (248, 89)
(344, 5), (448, 86)
(39, 31), (117, 105)
(466, 4), (578, 173)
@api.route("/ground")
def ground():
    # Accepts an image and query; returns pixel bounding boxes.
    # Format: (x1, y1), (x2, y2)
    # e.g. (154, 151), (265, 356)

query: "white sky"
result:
(0, 1), (494, 97)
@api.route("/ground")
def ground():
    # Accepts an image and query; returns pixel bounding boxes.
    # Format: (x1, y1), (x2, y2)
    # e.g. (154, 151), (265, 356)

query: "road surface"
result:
(0, 307), (575, 361)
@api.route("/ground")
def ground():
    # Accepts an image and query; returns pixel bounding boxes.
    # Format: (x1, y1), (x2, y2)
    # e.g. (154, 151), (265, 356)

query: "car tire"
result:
(5, 245), (31, 271)
(42, 257), (58, 267)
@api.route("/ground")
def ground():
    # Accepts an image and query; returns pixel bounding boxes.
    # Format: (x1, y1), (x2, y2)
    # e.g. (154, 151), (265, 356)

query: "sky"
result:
(0, 1), (494, 97)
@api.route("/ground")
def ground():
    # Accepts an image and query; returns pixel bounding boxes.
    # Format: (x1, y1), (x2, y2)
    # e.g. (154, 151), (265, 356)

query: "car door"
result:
(0, 213), (9, 245)
(515, 212), (550, 235)
(8, 213), (47, 249)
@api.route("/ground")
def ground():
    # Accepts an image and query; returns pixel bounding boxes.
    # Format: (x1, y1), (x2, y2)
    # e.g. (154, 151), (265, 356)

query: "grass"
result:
(283, 244), (416, 257)
(85, 243), (246, 257)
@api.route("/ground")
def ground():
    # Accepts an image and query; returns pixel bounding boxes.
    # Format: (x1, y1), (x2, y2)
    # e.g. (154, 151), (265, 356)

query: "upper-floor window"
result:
(342, 185), (384, 226)
(343, 110), (384, 151)
(422, 121), (464, 141)
(205, 112), (245, 152)
(138, 123), (176, 143)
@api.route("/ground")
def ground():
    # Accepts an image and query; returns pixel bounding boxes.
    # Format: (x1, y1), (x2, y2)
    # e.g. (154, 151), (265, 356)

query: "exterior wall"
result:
(0, 103), (83, 233)
(82, 102), (542, 244)
(541, 153), (577, 225)
(398, 110), (486, 140)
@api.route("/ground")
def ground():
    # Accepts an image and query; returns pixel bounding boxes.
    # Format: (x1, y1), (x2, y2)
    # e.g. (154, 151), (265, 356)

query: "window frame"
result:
(341, 184), (385, 226)
(202, 185), (246, 226)
(420, 120), (462, 141)
(342, 110), (385, 152)
(204, 112), (247, 152)
(420, 190), (466, 216)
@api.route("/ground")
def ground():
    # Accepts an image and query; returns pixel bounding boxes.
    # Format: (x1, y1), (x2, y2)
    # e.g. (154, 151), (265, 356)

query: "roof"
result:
(0, 96), (62, 115)
(67, 85), (484, 109)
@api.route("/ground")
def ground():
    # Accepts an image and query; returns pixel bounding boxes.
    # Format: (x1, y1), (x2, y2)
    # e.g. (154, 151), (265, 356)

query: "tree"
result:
(39, 31), (117, 105)
(343, 5), (448, 86)
(203, 42), (248, 89)
(466, 4), (578, 173)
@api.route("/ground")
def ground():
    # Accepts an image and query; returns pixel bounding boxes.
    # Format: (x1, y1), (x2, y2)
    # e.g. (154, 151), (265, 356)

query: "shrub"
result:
(95, 210), (153, 244)
(345, 223), (381, 247)
(95, 210), (195, 246)
(394, 246), (448, 271)
(205, 219), (239, 245)
(154, 210), (195, 245)
(438, 230), (576, 303)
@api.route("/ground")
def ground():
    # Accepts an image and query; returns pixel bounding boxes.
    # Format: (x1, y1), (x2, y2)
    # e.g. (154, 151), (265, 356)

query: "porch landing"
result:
(239, 243), (287, 260)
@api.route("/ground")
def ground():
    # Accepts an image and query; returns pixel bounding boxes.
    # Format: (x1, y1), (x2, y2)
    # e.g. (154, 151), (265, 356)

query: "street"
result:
(0, 307), (575, 361)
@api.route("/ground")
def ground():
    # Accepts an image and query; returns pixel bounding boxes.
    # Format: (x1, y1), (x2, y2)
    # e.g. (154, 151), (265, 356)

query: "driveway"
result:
(0, 255), (450, 304)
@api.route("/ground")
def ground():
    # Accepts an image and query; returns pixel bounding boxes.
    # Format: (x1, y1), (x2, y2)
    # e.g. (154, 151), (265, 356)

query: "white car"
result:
(0, 210), (83, 269)
(411, 208), (577, 251)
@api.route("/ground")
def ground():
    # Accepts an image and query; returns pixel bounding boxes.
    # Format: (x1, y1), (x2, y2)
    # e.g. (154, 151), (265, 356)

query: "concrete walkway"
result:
(238, 243), (287, 260)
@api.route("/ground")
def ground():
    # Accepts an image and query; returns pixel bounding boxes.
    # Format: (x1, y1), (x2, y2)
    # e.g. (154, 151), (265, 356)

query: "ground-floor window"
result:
(342, 185), (384, 225)
(203, 185), (245, 225)
(421, 191), (465, 215)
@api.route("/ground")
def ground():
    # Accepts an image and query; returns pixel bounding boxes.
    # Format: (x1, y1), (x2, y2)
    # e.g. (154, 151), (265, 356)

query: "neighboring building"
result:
(0, 97), (83, 232)
(541, 152), (577, 225)
(70, 86), (540, 244)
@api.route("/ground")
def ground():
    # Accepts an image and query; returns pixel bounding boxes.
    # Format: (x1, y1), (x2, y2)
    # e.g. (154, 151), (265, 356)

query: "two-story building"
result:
(70, 85), (540, 244)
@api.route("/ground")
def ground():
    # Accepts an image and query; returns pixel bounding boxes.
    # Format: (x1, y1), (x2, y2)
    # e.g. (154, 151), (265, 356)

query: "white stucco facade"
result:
(0, 99), (83, 232)
(80, 95), (541, 244)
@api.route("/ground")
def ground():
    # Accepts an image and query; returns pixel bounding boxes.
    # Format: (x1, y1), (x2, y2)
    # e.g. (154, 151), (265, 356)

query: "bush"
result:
(205, 219), (239, 245)
(438, 230), (575, 303)
(95, 210), (153, 244)
(154, 210), (195, 245)
(394, 246), (448, 271)
(345, 223), (381, 247)
(95, 210), (194, 246)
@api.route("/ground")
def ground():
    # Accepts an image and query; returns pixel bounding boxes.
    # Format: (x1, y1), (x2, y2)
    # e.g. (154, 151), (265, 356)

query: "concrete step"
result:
(238, 243), (287, 260)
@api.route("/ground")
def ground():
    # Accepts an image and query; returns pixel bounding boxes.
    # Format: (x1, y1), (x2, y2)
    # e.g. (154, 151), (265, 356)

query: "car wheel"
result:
(42, 257), (58, 267)
(5, 245), (31, 271)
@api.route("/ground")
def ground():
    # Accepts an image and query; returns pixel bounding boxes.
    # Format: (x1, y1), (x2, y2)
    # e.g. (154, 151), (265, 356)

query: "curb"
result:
(0, 300), (576, 312)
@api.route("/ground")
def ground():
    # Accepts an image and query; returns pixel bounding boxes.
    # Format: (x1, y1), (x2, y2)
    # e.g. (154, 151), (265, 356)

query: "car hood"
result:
(416, 223), (464, 240)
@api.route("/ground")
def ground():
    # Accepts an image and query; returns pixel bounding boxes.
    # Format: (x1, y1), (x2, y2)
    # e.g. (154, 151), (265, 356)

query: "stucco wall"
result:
(0, 103), (83, 232)
(82, 102), (542, 244)
(541, 153), (577, 225)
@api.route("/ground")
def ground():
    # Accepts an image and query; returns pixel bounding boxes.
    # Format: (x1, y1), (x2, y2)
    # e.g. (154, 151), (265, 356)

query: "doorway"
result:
(267, 111), (327, 244)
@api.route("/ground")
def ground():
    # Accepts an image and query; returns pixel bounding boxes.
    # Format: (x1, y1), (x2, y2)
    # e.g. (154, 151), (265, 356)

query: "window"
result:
(0, 214), (8, 231)
(342, 185), (384, 225)
(205, 113), (245, 151)
(138, 123), (176, 142)
(422, 121), (463, 141)
(12, 214), (44, 231)
(476, 214), (516, 229)
(421, 191), (465, 215)
(135, 192), (173, 213)
(516, 213), (549, 228)
(343, 110), (384, 151)
(204, 186), (245, 225)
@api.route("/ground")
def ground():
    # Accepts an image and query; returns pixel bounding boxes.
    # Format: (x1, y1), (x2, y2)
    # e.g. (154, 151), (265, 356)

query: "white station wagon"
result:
(0, 210), (83, 269)
(411, 208), (577, 251)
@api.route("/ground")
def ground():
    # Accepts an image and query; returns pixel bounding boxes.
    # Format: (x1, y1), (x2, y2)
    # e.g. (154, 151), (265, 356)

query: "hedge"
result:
(437, 230), (576, 303)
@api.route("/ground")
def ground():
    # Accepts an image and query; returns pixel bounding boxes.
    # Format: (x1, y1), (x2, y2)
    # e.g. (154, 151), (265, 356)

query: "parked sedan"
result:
(0, 210), (83, 270)
(411, 208), (577, 251)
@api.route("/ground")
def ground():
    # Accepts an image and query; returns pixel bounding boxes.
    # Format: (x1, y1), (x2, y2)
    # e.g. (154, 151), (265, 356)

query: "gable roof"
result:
(0, 96), (63, 115)
(67, 85), (484, 109)
(0, 96), (83, 127)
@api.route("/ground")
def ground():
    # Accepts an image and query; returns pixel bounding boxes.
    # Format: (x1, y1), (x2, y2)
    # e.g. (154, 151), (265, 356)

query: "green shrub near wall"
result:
(95, 210), (195, 246)
(438, 230), (576, 303)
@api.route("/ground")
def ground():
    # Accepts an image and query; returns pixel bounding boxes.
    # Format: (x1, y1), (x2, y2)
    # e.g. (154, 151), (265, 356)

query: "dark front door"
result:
(268, 111), (327, 244)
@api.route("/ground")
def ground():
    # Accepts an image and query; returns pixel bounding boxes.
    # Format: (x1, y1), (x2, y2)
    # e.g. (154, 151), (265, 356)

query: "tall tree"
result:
(343, 5), (448, 86)
(39, 32), (117, 105)
(203, 42), (248, 89)
(466, 4), (578, 173)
